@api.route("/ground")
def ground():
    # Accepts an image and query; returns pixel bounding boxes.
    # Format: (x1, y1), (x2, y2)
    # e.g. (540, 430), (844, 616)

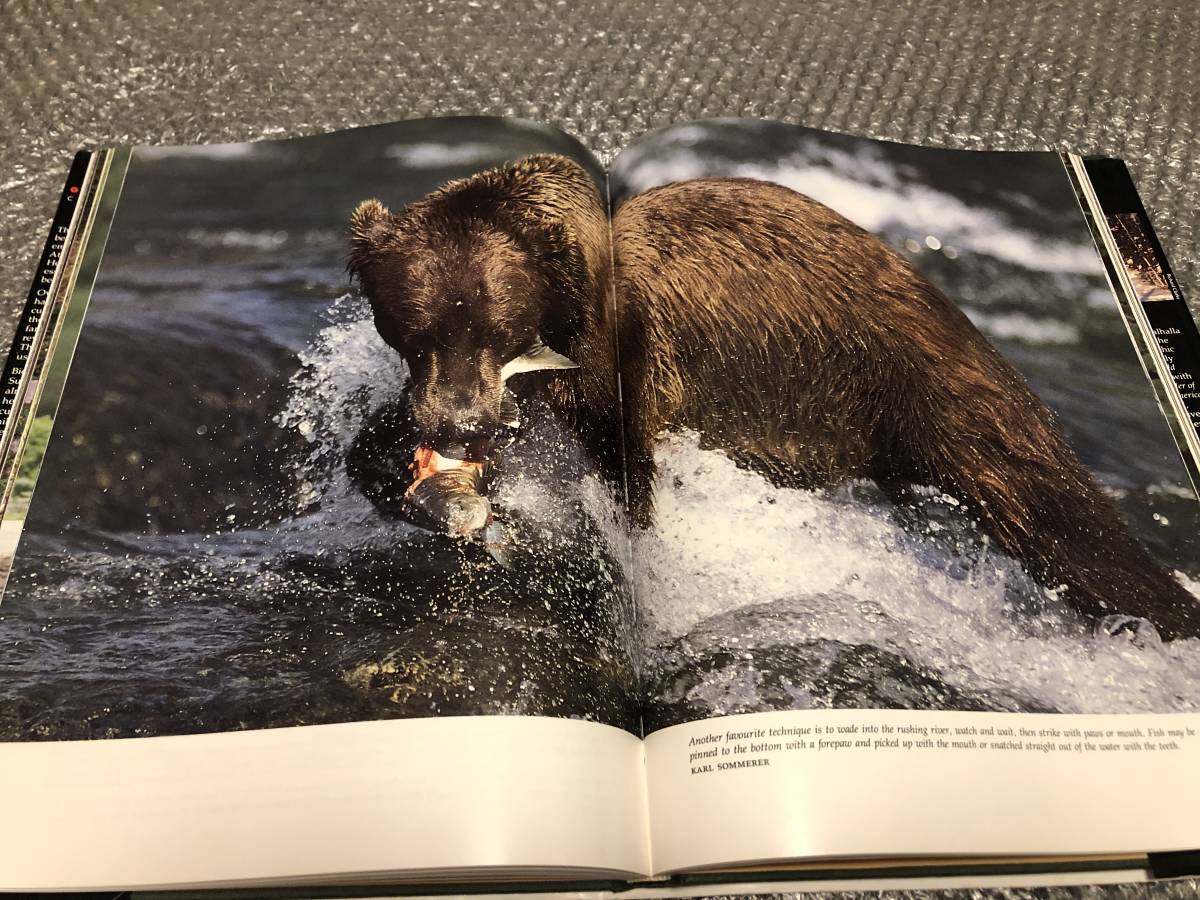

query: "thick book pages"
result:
(1, 117), (1200, 892)
(2, 717), (649, 890)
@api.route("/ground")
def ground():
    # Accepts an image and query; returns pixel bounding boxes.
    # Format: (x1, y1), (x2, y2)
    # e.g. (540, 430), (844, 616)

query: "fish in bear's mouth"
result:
(398, 337), (578, 558)
(404, 447), (491, 536)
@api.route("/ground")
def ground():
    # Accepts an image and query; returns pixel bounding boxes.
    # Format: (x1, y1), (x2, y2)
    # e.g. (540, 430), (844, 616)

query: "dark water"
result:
(1, 288), (641, 738)
(1, 118), (1199, 742)
(2, 506), (636, 739)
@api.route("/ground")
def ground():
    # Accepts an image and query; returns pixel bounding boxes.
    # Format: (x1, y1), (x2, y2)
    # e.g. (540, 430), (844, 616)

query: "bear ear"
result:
(348, 199), (393, 279)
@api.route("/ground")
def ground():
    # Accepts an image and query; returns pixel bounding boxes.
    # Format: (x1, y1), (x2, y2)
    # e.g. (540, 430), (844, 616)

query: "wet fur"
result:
(349, 157), (618, 458)
(350, 154), (1200, 640)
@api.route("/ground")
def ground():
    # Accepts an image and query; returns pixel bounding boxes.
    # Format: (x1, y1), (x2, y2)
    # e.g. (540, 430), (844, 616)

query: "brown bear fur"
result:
(349, 157), (622, 473)
(349, 153), (1200, 640)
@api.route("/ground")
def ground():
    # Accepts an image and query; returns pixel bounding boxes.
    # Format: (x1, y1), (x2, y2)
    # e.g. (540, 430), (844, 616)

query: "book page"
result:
(606, 119), (1200, 869)
(0, 716), (649, 891)
(644, 708), (1200, 873)
(0, 117), (637, 738)
(0, 118), (647, 887)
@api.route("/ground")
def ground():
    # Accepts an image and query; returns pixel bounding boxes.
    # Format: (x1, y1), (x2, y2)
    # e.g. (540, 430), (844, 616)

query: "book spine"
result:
(0, 152), (94, 458)
(1065, 154), (1200, 496)
(1149, 848), (1200, 879)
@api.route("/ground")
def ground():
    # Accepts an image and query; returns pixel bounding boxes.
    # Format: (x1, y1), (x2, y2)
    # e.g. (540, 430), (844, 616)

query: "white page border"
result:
(0, 715), (650, 891)
(645, 709), (1200, 874)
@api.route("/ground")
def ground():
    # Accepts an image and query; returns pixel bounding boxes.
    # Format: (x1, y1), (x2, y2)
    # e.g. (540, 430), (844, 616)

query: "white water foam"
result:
(277, 294), (408, 509)
(963, 309), (1081, 346)
(614, 141), (1101, 276)
(277, 301), (1200, 715)
(275, 296), (629, 558)
(634, 431), (1200, 714)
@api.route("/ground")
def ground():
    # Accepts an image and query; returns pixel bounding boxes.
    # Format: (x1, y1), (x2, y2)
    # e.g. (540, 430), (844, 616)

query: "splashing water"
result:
(634, 431), (1200, 726)
(276, 293), (410, 513)
(5, 293), (1198, 741)
(0, 295), (643, 739)
(277, 293), (630, 564)
(280, 301), (1200, 724)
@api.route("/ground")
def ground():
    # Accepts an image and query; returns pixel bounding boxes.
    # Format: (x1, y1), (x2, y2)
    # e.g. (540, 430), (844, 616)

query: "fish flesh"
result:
(402, 448), (518, 568)
(403, 449), (490, 537)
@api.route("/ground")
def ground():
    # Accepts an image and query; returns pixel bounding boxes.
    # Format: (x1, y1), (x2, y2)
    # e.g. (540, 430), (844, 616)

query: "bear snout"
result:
(411, 387), (503, 460)
(423, 425), (502, 462)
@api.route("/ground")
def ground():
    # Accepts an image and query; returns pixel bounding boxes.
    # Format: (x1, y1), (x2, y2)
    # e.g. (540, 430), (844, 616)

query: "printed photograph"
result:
(606, 120), (1200, 731)
(2, 117), (1198, 744)
(0, 118), (642, 740)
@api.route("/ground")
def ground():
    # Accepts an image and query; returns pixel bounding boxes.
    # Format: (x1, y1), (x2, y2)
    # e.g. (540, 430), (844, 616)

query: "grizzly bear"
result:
(348, 153), (1200, 641)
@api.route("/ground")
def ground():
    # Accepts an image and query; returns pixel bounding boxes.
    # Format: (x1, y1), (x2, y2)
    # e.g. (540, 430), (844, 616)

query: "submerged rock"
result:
(0, 495), (640, 739)
(27, 321), (307, 535)
(643, 631), (1053, 734)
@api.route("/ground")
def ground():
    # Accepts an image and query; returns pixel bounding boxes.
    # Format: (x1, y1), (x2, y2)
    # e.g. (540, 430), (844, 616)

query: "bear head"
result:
(347, 155), (603, 459)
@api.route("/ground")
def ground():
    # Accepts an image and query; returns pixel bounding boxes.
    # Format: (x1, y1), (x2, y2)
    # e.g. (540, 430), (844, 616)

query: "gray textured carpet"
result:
(3, 0), (1199, 332)
(1, 0), (1198, 896)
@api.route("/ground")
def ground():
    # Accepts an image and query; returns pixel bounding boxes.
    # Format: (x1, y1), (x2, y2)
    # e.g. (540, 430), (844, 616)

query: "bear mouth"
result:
(406, 446), (488, 497)
(400, 371), (542, 535)
(404, 337), (572, 501)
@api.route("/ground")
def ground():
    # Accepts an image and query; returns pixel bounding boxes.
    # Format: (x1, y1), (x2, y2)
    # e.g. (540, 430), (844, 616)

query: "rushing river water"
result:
(1, 118), (1198, 742)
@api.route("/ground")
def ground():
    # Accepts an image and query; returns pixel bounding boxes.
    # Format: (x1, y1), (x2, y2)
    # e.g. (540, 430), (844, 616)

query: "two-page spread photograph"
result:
(1, 115), (1200, 892)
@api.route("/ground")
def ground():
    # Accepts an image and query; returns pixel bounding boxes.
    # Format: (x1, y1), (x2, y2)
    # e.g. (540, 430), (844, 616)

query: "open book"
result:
(2, 116), (1200, 893)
